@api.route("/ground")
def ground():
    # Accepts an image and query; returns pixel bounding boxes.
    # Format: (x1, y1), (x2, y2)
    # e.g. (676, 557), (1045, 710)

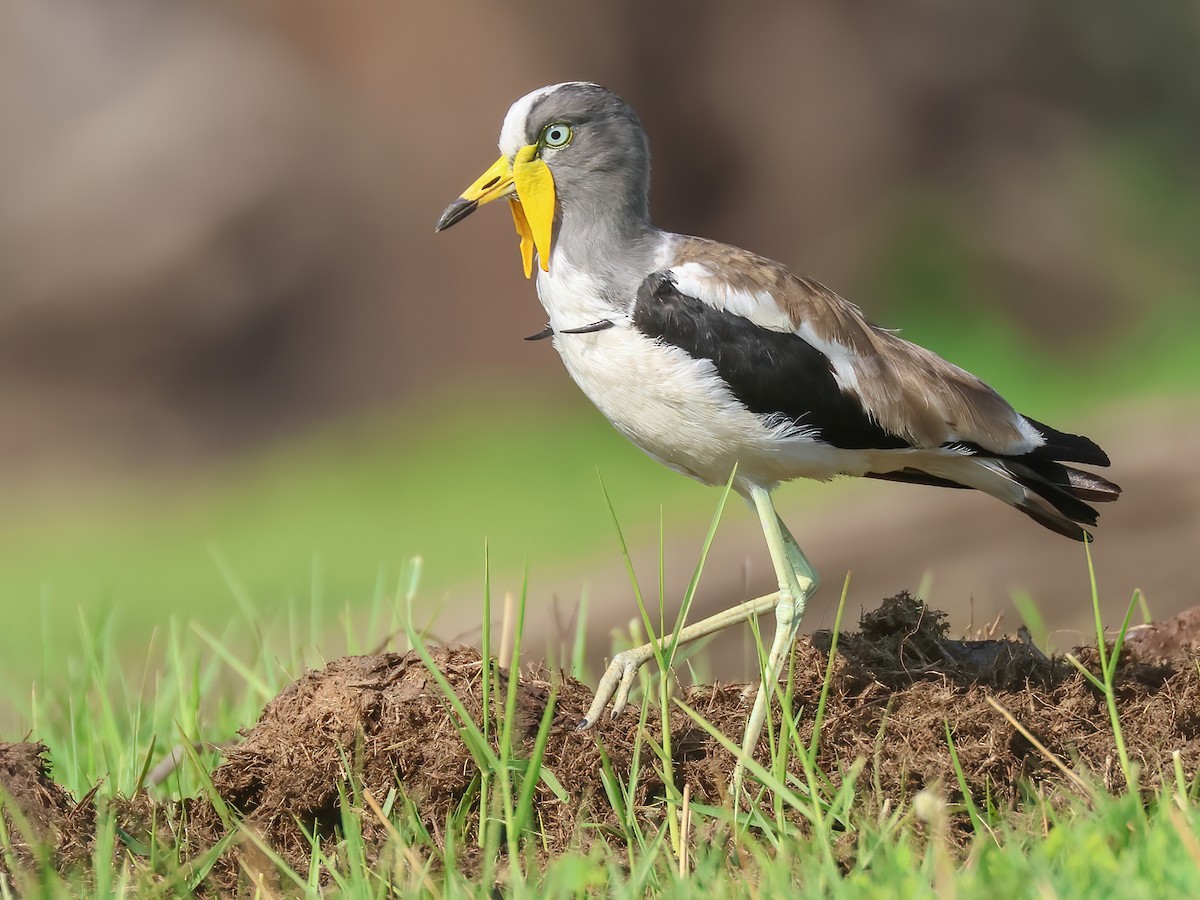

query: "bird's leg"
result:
(734, 485), (819, 796)
(578, 590), (782, 730)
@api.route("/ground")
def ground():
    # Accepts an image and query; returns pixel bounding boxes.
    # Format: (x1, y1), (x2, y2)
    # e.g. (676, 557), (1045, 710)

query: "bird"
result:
(434, 81), (1121, 779)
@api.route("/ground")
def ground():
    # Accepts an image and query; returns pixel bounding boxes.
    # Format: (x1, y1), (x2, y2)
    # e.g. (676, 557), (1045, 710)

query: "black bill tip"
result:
(434, 197), (478, 233)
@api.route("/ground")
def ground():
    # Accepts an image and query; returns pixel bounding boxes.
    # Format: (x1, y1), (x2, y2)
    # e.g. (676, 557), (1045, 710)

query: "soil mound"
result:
(1126, 606), (1200, 665)
(5, 595), (1200, 891)
(814, 591), (1065, 689)
(0, 742), (94, 877)
(203, 650), (561, 874)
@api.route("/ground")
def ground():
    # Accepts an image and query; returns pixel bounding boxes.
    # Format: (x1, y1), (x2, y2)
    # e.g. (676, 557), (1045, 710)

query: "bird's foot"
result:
(577, 647), (654, 730)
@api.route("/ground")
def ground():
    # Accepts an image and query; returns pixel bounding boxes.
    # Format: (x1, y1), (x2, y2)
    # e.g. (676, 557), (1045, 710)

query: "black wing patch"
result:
(631, 272), (911, 451)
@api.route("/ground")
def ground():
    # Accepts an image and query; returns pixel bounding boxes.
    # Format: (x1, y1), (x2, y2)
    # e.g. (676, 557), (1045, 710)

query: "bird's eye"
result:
(540, 123), (573, 149)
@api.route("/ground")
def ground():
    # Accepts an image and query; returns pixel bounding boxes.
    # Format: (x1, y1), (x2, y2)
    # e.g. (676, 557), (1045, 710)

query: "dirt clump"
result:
(1126, 606), (1200, 666)
(189, 648), (656, 885)
(813, 591), (1066, 690)
(7, 595), (1200, 890)
(199, 650), (557, 877)
(0, 742), (94, 879)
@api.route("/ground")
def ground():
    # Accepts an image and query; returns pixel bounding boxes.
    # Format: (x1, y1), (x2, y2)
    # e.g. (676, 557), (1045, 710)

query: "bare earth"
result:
(6, 596), (1200, 890)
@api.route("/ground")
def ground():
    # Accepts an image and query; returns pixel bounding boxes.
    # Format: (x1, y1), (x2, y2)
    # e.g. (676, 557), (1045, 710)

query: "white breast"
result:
(534, 263), (857, 489)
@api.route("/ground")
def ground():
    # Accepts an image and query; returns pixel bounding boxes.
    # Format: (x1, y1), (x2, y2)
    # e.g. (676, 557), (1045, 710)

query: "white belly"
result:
(557, 326), (767, 482)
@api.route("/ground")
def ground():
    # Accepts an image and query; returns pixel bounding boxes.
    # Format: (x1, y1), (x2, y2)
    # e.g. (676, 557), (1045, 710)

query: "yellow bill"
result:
(434, 146), (557, 278)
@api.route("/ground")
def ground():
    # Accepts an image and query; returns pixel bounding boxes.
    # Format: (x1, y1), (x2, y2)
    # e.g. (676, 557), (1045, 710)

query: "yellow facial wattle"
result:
(508, 199), (536, 278)
(510, 145), (556, 277)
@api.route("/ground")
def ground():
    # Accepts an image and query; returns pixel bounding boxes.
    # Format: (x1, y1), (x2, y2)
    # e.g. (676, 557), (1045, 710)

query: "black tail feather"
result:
(865, 431), (1120, 542)
(865, 469), (971, 490)
(1011, 458), (1122, 503)
(998, 417), (1120, 539)
(1007, 462), (1101, 526)
(1014, 503), (1094, 542)
(1022, 416), (1111, 467)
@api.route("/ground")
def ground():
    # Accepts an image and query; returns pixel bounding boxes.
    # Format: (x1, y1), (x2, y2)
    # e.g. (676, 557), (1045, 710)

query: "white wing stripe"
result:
(668, 263), (795, 333)
(795, 322), (861, 394)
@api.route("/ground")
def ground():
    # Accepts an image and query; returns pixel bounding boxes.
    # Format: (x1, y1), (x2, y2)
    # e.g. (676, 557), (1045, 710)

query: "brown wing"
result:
(671, 236), (1037, 453)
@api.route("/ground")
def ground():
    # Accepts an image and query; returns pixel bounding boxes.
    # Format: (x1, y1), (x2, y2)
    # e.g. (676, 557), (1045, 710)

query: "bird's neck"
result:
(549, 197), (661, 305)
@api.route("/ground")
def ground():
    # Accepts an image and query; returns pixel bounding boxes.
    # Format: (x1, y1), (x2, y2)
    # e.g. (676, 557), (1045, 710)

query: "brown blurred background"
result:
(1, 0), (1198, 679)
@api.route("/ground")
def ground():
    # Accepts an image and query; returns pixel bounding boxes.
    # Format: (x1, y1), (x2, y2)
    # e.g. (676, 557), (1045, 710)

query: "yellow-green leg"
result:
(733, 484), (819, 798)
(578, 483), (819, 803)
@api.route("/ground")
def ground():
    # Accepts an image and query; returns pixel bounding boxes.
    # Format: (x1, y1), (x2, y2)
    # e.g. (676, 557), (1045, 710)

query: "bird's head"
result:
(434, 82), (651, 278)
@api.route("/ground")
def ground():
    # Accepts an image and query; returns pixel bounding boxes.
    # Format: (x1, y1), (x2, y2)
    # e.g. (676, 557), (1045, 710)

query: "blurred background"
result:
(1, 0), (1198, 728)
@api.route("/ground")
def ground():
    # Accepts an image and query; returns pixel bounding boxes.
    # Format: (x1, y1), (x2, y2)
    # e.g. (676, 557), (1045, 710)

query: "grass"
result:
(4, 490), (1200, 898)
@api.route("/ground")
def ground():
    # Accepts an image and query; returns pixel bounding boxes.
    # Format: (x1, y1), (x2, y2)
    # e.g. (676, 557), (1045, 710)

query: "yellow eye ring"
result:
(540, 123), (573, 150)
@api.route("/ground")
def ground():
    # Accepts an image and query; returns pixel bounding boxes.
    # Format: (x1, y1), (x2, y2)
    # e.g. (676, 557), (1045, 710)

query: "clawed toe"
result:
(580, 649), (649, 730)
